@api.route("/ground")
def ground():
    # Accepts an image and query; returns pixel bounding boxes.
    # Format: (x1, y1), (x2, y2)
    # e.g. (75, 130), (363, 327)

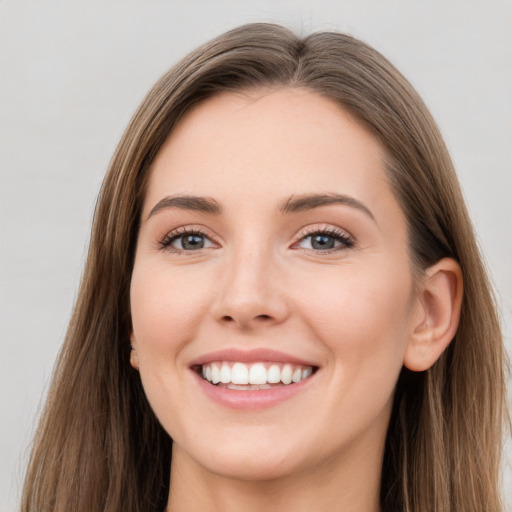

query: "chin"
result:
(202, 452), (299, 482)
(174, 430), (305, 482)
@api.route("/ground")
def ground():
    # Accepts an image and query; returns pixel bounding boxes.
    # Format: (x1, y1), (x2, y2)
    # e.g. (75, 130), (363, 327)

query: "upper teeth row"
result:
(201, 362), (313, 385)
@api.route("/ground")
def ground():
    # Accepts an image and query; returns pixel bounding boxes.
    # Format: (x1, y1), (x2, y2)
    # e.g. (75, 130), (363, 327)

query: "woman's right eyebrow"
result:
(146, 195), (223, 220)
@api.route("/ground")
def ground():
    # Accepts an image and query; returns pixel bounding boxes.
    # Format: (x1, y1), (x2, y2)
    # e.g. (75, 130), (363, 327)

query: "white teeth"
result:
(199, 361), (315, 387)
(249, 363), (267, 384)
(231, 362), (249, 385)
(281, 364), (292, 385)
(267, 364), (281, 384)
(292, 367), (302, 383)
(220, 363), (231, 383)
(211, 363), (221, 384)
(302, 367), (312, 380)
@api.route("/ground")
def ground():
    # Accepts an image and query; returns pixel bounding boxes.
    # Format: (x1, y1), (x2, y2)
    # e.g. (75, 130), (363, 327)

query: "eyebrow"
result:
(147, 192), (375, 222)
(147, 195), (222, 219)
(280, 193), (375, 221)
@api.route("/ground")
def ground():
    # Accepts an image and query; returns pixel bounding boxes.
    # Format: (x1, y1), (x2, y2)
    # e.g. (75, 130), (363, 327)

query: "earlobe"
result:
(130, 348), (139, 370)
(129, 332), (139, 370)
(404, 258), (463, 372)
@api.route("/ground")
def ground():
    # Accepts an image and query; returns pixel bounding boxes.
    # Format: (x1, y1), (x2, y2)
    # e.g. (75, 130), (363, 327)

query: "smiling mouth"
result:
(195, 361), (318, 390)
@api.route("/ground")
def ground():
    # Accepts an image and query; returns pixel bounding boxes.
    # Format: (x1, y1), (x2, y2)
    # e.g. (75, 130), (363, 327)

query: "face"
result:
(130, 88), (420, 482)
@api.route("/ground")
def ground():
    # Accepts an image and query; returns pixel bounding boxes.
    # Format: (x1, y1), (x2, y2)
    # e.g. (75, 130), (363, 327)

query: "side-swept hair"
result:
(21, 23), (507, 512)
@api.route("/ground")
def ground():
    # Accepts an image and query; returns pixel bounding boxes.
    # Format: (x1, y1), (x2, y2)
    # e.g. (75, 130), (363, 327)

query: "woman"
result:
(21, 23), (507, 512)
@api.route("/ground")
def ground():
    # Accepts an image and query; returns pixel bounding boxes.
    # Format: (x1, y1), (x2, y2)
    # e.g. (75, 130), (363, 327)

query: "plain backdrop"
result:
(1, 1), (511, 511)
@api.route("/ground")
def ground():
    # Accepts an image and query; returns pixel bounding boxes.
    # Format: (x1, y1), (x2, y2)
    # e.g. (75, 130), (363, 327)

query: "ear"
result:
(129, 332), (139, 370)
(404, 258), (463, 372)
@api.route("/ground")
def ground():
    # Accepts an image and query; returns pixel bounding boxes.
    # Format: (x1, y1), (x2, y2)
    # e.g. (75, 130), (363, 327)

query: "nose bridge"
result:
(213, 235), (288, 328)
(228, 244), (270, 298)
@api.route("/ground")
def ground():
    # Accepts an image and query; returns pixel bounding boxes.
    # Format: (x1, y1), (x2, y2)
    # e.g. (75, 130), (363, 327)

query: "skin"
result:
(130, 88), (462, 512)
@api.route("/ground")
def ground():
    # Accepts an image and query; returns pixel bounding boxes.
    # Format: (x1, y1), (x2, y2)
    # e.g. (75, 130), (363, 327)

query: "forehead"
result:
(145, 88), (397, 218)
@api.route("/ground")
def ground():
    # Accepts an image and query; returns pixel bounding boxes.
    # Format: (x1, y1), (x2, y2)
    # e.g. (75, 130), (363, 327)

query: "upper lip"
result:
(189, 348), (320, 368)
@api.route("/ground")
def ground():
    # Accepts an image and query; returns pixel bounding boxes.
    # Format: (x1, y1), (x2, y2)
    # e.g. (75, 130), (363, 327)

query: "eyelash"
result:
(158, 226), (354, 254)
(293, 226), (354, 253)
(159, 226), (215, 253)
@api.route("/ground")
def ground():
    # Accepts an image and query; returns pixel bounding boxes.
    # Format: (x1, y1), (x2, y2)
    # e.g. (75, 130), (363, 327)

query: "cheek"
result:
(129, 263), (217, 434)
(295, 265), (412, 438)
(130, 263), (213, 357)
(295, 262), (412, 380)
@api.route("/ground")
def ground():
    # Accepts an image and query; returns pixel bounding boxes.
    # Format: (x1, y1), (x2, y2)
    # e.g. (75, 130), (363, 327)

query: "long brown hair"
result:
(21, 23), (507, 512)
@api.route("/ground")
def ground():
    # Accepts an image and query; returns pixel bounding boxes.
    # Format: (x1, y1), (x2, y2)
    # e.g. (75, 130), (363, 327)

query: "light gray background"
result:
(1, 1), (511, 510)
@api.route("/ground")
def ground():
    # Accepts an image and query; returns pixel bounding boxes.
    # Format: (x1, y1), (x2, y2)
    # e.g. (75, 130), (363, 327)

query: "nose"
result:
(211, 247), (290, 330)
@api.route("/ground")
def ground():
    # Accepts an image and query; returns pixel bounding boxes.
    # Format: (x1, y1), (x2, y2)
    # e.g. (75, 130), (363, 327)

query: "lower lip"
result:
(192, 370), (316, 410)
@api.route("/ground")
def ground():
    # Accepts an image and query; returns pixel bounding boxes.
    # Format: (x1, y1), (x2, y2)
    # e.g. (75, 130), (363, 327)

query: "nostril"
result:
(220, 313), (273, 325)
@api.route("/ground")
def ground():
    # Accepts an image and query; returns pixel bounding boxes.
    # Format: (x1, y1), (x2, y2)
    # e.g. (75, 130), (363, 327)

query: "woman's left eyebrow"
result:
(280, 193), (375, 222)
(147, 195), (223, 219)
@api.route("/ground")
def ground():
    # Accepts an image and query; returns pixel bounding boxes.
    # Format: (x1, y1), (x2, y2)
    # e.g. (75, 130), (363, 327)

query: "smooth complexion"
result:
(130, 88), (462, 512)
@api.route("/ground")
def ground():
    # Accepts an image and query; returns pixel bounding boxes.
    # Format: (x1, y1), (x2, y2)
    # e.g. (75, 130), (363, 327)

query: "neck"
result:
(166, 440), (383, 512)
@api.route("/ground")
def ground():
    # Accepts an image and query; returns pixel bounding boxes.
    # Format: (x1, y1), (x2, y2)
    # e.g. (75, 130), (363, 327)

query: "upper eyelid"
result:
(163, 224), (217, 238)
(294, 224), (354, 240)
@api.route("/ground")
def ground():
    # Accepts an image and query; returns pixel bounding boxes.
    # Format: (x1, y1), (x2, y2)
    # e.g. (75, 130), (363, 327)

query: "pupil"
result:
(311, 235), (334, 250)
(182, 235), (204, 250)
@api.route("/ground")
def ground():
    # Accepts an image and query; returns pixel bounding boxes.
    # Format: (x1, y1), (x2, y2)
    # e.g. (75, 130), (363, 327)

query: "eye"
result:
(294, 228), (354, 252)
(160, 228), (216, 252)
